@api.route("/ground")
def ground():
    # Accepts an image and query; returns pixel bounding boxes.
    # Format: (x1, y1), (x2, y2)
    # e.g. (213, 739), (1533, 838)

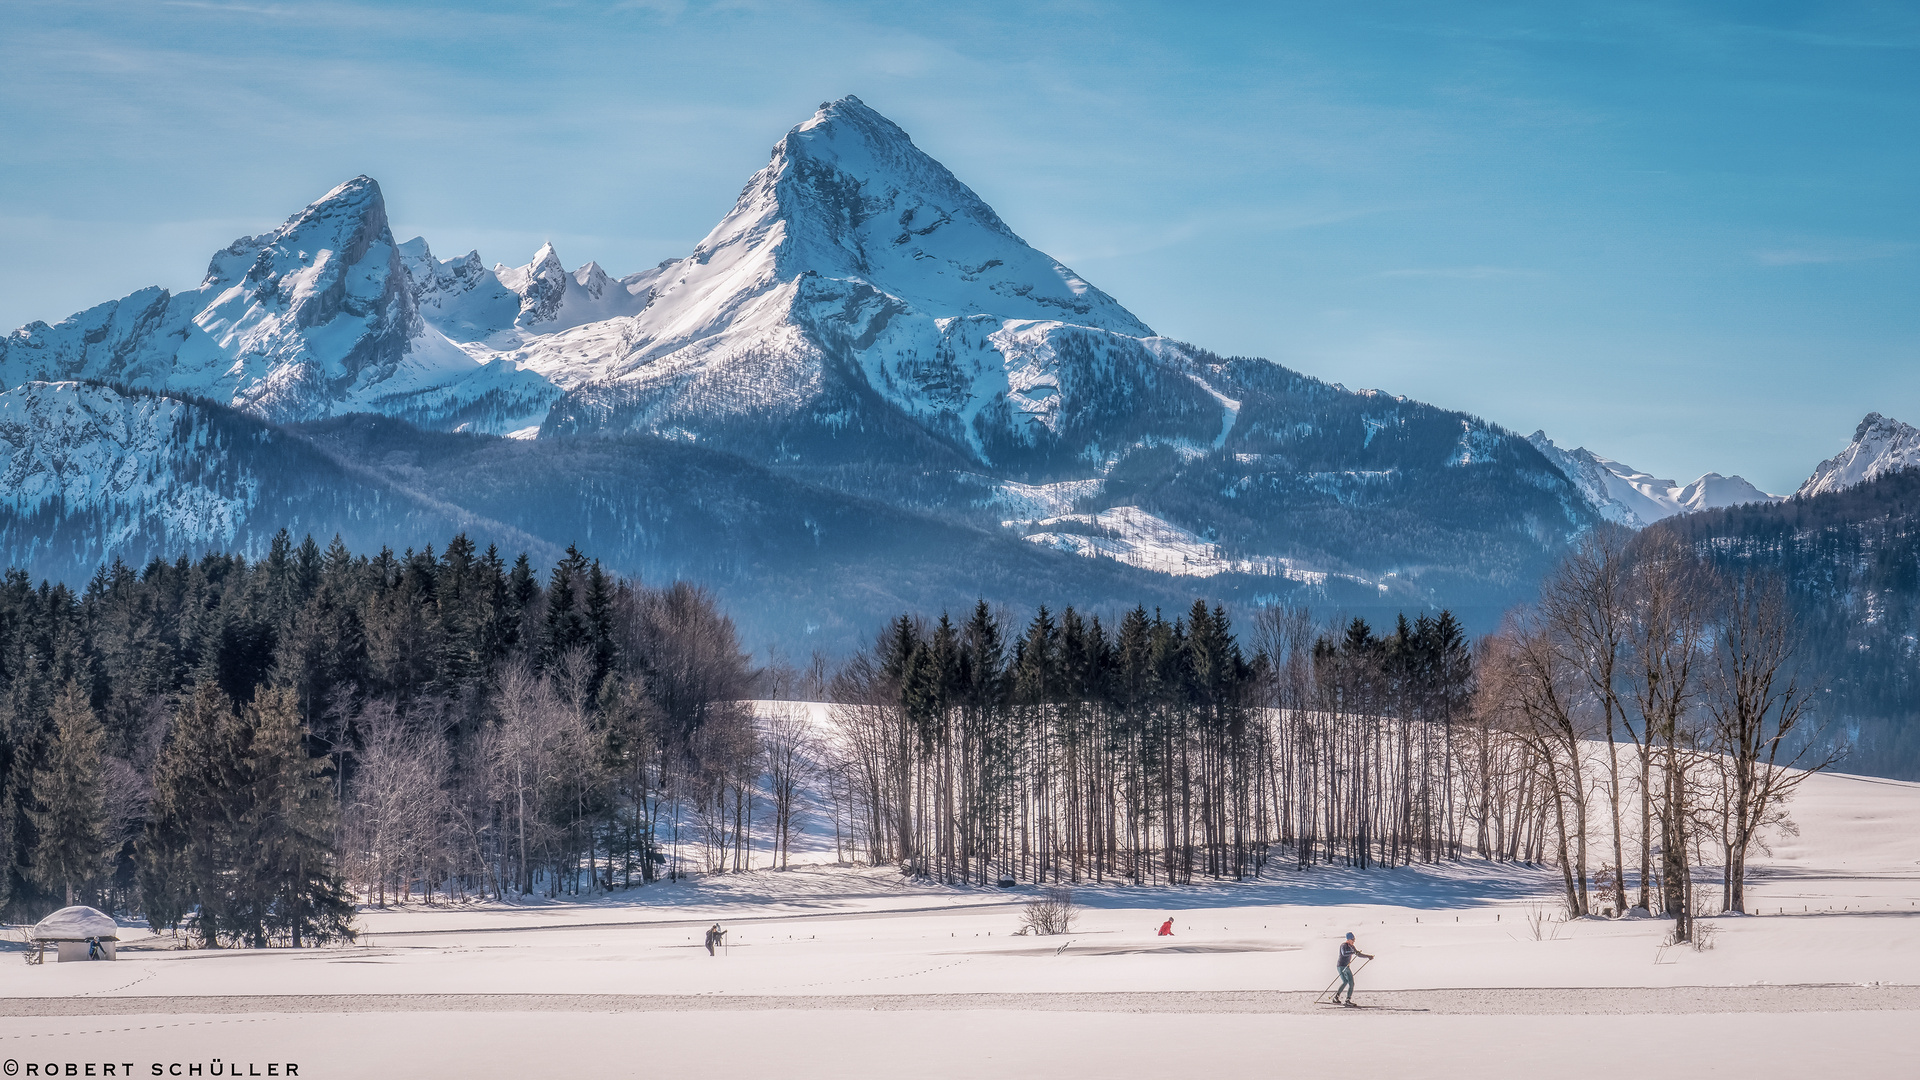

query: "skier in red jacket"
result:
(1157, 918), (1175, 937)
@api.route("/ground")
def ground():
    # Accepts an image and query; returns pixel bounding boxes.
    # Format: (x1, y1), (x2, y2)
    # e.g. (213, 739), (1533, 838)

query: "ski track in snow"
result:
(4, 984), (1917, 1017)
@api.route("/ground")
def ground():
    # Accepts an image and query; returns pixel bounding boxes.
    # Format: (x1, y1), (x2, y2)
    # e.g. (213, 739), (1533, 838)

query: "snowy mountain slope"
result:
(0, 381), (250, 543)
(520, 97), (1591, 598)
(983, 477), (1104, 520)
(1527, 431), (1779, 526)
(1651, 467), (1920, 778)
(1014, 504), (1375, 586)
(0, 381), (546, 579)
(0, 380), (1387, 654)
(282, 413), (1261, 652)
(492, 242), (660, 334)
(1797, 413), (1920, 498)
(399, 237), (520, 344)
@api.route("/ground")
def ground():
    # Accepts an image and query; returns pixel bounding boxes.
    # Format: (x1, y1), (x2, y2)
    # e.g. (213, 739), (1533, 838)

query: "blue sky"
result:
(3, 0), (1914, 494)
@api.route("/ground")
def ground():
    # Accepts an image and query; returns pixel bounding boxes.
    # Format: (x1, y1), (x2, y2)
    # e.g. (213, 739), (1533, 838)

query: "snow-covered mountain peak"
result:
(166, 172), (424, 421)
(1797, 412), (1920, 498)
(0, 176), (568, 430)
(202, 174), (390, 287)
(574, 261), (610, 297)
(1674, 472), (1779, 514)
(504, 95), (1187, 465)
(1528, 431), (1779, 527)
(782, 95), (1015, 242)
(497, 242), (571, 325)
(669, 95), (1152, 335)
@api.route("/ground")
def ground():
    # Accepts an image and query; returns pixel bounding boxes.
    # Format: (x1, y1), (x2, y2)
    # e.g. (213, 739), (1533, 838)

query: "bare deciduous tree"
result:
(1626, 537), (1710, 941)
(1705, 571), (1838, 914)
(1480, 615), (1592, 916)
(1540, 529), (1634, 916)
(763, 707), (818, 870)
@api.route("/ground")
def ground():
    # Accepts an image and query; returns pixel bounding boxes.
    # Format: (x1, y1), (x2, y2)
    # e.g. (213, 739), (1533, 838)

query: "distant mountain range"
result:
(1525, 432), (1781, 528)
(0, 96), (1907, 652)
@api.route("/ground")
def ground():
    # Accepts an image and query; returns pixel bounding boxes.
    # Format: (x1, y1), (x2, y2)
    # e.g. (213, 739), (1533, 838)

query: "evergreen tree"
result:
(505, 551), (538, 654)
(28, 681), (107, 906)
(240, 687), (354, 947)
(584, 560), (617, 690)
(0, 784), (13, 914)
(143, 682), (246, 944)
(143, 682), (354, 946)
(542, 545), (591, 668)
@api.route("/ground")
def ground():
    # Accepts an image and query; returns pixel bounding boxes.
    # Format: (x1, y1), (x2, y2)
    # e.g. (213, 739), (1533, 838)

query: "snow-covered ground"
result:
(1, 767), (1914, 1077)
(1011, 503), (1376, 586)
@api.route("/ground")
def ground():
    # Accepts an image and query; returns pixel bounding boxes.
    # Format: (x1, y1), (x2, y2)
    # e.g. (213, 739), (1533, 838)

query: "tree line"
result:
(1, 526), (1825, 948)
(822, 530), (1828, 945)
(826, 600), (1483, 888)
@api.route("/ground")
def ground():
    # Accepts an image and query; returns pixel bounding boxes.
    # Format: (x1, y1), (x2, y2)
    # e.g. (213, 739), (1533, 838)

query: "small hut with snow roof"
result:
(29, 906), (119, 962)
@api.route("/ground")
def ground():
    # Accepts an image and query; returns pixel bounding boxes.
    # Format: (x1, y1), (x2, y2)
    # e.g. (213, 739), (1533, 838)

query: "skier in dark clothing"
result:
(1333, 932), (1373, 1006)
(705, 924), (726, 956)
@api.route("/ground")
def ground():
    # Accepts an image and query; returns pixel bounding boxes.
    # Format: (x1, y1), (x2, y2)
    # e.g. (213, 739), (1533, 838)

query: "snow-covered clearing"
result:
(1013, 503), (1369, 585)
(1, 768), (1914, 1077)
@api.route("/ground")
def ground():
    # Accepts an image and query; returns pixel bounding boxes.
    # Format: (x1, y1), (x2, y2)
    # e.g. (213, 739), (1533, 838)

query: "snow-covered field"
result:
(2, 767), (1914, 1078)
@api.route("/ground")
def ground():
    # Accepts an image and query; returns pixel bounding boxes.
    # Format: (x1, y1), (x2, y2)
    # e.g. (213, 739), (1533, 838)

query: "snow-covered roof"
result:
(31, 905), (119, 940)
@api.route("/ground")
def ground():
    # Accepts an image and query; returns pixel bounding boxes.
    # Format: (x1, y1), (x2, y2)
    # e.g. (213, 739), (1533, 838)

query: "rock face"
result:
(1526, 431), (1780, 527)
(1797, 413), (1920, 499)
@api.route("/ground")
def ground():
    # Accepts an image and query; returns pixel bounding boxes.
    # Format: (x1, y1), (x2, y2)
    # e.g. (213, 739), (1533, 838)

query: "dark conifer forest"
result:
(0, 531), (758, 938)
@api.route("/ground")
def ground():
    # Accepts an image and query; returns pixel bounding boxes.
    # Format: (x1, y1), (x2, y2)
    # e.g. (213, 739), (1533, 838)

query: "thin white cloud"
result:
(1378, 267), (1546, 280)
(1753, 244), (1913, 267)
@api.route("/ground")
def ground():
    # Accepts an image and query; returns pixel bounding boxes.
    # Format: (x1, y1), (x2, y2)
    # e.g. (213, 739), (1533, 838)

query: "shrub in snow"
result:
(1021, 888), (1076, 936)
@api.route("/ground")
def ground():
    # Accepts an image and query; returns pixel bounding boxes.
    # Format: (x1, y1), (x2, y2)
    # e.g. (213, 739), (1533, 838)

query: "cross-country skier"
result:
(705, 924), (726, 956)
(1333, 932), (1373, 1006)
(1157, 918), (1175, 937)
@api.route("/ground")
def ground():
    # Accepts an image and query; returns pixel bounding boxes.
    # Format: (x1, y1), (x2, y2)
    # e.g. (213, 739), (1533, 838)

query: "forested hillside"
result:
(1648, 469), (1920, 777)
